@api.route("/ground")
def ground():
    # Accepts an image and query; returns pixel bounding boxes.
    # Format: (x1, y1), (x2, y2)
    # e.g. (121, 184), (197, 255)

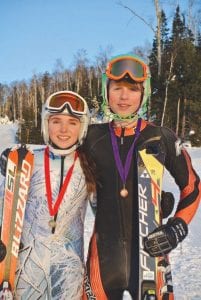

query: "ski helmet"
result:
(41, 91), (90, 155)
(101, 53), (151, 121)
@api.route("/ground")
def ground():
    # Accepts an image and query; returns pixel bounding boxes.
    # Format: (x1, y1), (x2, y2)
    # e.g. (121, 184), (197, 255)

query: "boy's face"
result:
(48, 114), (81, 149)
(108, 80), (142, 118)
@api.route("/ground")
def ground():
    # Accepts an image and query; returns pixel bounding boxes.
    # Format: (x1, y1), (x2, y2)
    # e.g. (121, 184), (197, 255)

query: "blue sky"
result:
(0, 0), (191, 84)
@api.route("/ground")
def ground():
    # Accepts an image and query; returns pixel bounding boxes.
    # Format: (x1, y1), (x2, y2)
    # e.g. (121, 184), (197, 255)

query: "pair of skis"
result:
(137, 139), (174, 300)
(0, 145), (34, 299)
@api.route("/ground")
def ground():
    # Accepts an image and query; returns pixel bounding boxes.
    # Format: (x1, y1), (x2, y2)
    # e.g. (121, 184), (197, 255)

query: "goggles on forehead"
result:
(105, 56), (148, 82)
(46, 92), (86, 115)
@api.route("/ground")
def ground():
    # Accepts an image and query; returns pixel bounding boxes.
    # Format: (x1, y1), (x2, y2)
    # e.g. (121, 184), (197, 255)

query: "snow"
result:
(0, 122), (200, 299)
(164, 147), (201, 300)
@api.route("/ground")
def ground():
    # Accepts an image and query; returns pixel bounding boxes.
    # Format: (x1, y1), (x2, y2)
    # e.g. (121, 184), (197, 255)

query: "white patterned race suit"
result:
(13, 148), (88, 300)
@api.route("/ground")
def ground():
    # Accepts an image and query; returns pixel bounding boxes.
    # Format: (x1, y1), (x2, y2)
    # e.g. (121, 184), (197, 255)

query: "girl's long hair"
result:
(77, 146), (96, 194)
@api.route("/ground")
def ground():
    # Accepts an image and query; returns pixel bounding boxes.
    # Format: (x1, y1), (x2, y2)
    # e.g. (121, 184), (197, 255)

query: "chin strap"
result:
(102, 103), (139, 122)
(48, 143), (78, 156)
(113, 118), (139, 129)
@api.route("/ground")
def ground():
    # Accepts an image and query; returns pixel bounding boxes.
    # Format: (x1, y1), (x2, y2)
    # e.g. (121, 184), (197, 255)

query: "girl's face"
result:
(48, 114), (81, 149)
(108, 80), (142, 118)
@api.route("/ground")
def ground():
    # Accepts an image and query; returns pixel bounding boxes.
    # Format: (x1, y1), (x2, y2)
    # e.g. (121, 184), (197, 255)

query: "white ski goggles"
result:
(46, 92), (87, 116)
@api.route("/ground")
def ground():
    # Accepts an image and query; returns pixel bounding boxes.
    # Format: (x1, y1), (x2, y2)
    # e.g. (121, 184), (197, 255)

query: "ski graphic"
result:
(137, 140), (174, 300)
(0, 145), (34, 295)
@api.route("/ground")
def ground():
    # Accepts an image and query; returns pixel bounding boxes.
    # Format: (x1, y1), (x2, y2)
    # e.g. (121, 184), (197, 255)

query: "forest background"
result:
(0, 2), (201, 146)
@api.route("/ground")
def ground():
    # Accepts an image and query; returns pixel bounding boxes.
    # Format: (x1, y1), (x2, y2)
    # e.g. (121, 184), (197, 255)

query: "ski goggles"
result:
(47, 92), (86, 115)
(105, 56), (148, 82)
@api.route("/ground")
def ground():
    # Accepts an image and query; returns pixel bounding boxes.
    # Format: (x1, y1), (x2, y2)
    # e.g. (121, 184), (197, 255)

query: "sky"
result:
(0, 0), (195, 84)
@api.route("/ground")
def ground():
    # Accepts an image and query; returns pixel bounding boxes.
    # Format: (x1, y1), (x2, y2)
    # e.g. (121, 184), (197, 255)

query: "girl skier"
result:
(0, 91), (96, 299)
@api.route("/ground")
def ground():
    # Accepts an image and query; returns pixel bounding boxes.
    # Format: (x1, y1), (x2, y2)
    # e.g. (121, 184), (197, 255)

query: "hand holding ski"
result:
(160, 191), (175, 219)
(0, 148), (11, 177)
(143, 217), (188, 257)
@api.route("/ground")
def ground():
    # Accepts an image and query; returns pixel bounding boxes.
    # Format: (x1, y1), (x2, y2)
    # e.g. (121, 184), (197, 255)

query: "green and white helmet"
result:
(101, 53), (151, 121)
(41, 90), (90, 155)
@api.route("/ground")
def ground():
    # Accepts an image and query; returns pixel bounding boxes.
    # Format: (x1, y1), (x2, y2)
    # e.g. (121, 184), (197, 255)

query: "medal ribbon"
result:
(109, 118), (141, 186)
(44, 146), (78, 216)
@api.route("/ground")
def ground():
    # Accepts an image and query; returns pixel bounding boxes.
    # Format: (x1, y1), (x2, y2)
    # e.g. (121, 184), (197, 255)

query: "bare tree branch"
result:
(154, 0), (162, 75)
(117, 1), (156, 33)
(117, 1), (163, 75)
(161, 52), (176, 126)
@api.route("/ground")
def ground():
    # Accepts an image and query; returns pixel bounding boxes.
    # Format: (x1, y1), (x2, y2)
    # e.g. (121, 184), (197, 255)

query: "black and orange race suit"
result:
(83, 120), (200, 299)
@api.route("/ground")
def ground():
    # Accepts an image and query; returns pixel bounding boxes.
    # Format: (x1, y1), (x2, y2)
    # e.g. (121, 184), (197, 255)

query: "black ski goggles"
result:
(105, 56), (148, 82)
(47, 92), (86, 115)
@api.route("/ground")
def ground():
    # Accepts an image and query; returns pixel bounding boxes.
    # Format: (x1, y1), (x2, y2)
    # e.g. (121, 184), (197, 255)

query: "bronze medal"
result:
(120, 188), (128, 198)
(109, 119), (141, 202)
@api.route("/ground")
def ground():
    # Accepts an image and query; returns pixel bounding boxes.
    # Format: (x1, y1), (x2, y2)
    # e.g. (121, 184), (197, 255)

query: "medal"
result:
(48, 219), (57, 229)
(109, 119), (141, 198)
(44, 147), (78, 232)
(120, 188), (128, 198)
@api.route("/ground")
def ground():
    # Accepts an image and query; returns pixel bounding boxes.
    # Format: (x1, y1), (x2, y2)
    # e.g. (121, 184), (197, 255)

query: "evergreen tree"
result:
(167, 6), (197, 137)
(149, 4), (201, 144)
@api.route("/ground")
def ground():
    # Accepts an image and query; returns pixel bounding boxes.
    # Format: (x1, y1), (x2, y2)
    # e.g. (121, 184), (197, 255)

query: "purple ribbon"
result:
(109, 118), (141, 185)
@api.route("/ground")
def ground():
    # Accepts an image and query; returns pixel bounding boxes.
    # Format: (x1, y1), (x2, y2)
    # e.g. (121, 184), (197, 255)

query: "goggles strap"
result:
(107, 57), (147, 82)
(48, 93), (86, 113)
(46, 103), (84, 116)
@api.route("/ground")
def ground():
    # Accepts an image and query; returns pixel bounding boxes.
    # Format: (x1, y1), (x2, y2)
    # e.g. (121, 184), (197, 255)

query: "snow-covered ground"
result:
(164, 148), (201, 300)
(0, 123), (200, 299)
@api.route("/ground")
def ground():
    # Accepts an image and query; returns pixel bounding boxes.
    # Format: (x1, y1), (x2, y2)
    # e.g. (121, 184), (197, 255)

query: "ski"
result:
(0, 145), (34, 297)
(137, 139), (174, 300)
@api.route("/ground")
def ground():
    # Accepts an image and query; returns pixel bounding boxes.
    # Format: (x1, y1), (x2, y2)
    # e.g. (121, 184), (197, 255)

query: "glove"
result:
(143, 217), (188, 257)
(161, 191), (175, 219)
(0, 239), (6, 262)
(0, 148), (11, 177)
